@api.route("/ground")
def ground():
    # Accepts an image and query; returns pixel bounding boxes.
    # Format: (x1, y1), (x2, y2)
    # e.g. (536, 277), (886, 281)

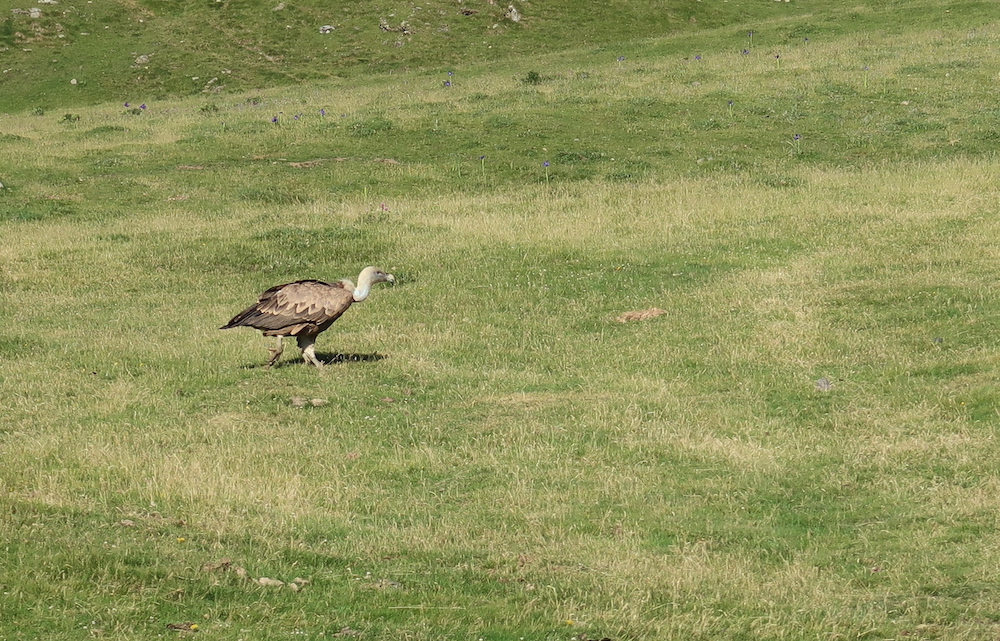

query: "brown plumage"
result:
(221, 266), (394, 367)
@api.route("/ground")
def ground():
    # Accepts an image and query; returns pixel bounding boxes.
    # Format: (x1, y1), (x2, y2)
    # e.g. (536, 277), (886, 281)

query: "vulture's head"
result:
(361, 266), (395, 285)
(353, 266), (395, 302)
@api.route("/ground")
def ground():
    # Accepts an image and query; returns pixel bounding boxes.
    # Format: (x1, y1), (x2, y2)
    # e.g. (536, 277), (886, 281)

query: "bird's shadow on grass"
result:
(242, 352), (387, 370)
(317, 352), (387, 365)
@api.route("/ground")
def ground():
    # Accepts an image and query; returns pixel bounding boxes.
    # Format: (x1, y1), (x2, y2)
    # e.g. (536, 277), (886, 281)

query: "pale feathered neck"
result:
(350, 266), (380, 302)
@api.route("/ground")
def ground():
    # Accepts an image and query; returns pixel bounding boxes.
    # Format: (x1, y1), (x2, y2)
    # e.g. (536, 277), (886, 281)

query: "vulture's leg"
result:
(266, 336), (284, 367)
(297, 335), (323, 367)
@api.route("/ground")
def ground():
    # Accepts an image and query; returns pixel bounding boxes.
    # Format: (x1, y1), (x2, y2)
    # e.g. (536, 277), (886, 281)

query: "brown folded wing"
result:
(221, 279), (355, 337)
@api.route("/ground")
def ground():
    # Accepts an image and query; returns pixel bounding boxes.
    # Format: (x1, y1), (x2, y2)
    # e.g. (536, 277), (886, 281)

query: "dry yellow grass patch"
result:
(615, 308), (668, 323)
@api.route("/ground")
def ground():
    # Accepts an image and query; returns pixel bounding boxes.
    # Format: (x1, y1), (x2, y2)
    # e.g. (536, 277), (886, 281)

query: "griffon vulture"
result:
(221, 266), (395, 367)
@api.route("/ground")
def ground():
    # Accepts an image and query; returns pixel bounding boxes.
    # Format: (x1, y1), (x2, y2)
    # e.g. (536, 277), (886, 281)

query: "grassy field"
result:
(0, 0), (789, 112)
(3, 2), (1000, 640)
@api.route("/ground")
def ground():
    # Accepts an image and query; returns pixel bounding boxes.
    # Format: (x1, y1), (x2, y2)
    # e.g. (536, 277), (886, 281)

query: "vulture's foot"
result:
(266, 336), (284, 368)
(297, 336), (323, 367)
(301, 345), (324, 367)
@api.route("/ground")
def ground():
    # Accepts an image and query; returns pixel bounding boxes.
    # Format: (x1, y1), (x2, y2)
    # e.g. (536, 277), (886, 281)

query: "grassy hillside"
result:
(0, 0), (990, 111)
(2, 2), (1000, 640)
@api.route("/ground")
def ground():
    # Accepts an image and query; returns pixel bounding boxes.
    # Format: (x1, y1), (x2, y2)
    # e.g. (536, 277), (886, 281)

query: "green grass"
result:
(3, 2), (1000, 640)
(0, 0), (994, 112)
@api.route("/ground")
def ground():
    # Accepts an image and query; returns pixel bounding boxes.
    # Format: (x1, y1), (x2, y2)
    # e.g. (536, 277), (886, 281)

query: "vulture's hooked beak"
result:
(386, 273), (396, 285)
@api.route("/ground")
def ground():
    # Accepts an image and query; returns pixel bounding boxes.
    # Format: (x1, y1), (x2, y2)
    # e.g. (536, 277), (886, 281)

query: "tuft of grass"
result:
(522, 70), (544, 85)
